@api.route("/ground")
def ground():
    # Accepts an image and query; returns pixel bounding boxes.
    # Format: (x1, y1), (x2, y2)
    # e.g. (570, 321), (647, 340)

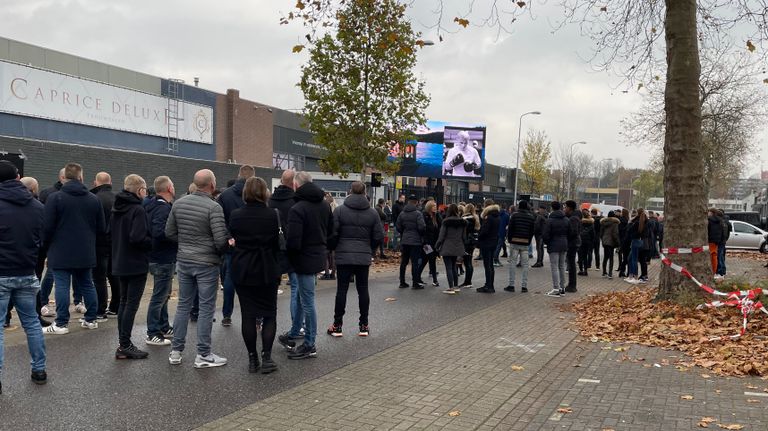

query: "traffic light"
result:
(371, 172), (382, 187)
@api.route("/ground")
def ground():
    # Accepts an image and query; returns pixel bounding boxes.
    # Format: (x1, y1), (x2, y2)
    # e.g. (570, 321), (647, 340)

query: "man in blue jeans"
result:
(217, 165), (254, 327)
(0, 160), (48, 392)
(285, 172), (334, 359)
(166, 169), (229, 368)
(144, 176), (177, 346)
(42, 163), (105, 335)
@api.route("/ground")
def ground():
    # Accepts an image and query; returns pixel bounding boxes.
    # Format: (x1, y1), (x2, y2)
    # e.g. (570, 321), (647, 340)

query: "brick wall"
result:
(0, 135), (279, 191)
(214, 90), (273, 168)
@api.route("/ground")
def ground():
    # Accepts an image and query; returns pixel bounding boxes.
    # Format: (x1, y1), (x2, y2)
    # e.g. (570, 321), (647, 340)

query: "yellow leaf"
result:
(295, 0), (305, 10)
(510, 365), (524, 371)
(701, 374), (711, 378)
(715, 390), (722, 394)
(614, 346), (629, 352)
(746, 399), (760, 403)
(556, 407), (573, 414)
(453, 17), (469, 28)
(701, 417), (717, 424)
(717, 424), (744, 430)
(517, 1), (526, 7)
(681, 395), (694, 400)
(292, 45), (305, 53)
(447, 410), (461, 417)
(747, 40), (756, 52)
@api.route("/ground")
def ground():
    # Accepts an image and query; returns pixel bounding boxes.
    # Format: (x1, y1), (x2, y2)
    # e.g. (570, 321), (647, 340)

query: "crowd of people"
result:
(0, 158), (734, 395)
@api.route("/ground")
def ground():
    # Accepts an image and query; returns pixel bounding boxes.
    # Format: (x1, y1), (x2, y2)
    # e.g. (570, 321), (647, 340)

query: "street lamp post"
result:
(567, 141), (587, 200)
(596, 158), (613, 204)
(513, 111), (541, 203)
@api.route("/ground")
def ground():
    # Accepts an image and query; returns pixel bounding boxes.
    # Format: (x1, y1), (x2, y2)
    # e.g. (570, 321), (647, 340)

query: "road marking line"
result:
(744, 391), (768, 398)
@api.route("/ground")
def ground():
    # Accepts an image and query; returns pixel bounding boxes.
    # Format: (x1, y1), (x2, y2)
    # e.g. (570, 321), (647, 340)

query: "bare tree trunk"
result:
(656, 0), (710, 303)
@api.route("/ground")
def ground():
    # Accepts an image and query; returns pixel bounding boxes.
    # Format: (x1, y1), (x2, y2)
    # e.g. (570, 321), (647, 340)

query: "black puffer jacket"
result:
(396, 204), (425, 246)
(229, 201), (281, 286)
(423, 211), (442, 246)
(268, 185), (296, 274)
(543, 210), (569, 253)
(533, 212), (547, 236)
(286, 182), (334, 274)
(507, 209), (536, 246)
(567, 210), (582, 249)
(91, 184), (116, 252)
(331, 194), (384, 266)
(579, 217), (596, 246)
(600, 216), (620, 248)
(436, 216), (467, 257)
(0, 179), (44, 276)
(707, 215), (723, 244)
(111, 191), (152, 276)
(217, 178), (246, 225)
(144, 196), (177, 264)
(478, 205), (501, 249)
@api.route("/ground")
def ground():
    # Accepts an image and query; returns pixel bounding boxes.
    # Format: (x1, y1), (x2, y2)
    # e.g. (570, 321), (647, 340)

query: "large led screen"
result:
(391, 120), (486, 179)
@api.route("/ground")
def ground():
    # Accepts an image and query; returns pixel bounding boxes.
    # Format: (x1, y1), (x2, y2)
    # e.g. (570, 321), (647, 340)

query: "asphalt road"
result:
(0, 264), (523, 430)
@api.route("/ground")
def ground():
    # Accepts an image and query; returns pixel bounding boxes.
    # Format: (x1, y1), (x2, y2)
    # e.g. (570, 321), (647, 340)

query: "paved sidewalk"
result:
(199, 258), (768, 431)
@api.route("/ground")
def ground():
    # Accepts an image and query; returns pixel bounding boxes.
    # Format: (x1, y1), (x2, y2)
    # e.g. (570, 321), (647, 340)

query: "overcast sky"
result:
(2, 0), (767, 176)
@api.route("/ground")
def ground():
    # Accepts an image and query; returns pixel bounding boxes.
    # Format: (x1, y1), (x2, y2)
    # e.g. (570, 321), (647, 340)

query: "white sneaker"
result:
(74, 304), (87, 314)
(442, 288), (457, 295)
(80, 320), (98, 330)
(43, 324), (69, 335)
(169, 350), (183, 365)
(146, 335), (171, 346)
(40, 305), (55, 317)
(714, 274), (724, 280)
(546, 289), (563, 298)
(624, 277), (638, 284)
(194, 353), (228, 368)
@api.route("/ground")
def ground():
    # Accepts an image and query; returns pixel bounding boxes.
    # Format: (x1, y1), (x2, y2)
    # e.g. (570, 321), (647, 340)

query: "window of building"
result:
(272, 153), (305, 171)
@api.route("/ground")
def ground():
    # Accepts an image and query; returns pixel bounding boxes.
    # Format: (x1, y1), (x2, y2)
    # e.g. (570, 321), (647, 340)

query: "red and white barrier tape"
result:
(657, 246), (767, 340)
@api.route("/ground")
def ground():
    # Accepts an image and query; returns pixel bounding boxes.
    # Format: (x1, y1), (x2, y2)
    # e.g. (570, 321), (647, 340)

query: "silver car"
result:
(726, 221), (767, 253)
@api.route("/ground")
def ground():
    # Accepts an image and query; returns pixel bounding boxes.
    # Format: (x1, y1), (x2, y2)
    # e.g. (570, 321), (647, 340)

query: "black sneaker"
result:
(412, 283), (425, 290)
(521, 287), (528, 293)
(431, 281), (440, 287)
(261, 351), (278, 374)
(398, 282), (410, 289)
(31, 370), (47, 385)
(504, 286), (515, 292)
(278, 333), (298, 350)
(287, 343), (317, 360)
(248, 352), (260, 373)
(358, 325), (369, 337)
(459, 282), (472, 288)
(115, 344), (149, 360)
(327, 324), (343, 337)
(222, 317), (232, 327)
(476, 286), (495, 293)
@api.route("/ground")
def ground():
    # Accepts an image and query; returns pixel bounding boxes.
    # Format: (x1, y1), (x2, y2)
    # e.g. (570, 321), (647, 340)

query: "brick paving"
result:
(199, 256), (768, 431)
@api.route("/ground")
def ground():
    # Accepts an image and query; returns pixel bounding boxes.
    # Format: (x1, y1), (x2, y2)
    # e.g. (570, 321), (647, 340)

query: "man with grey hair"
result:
(111, 174), (151, 359)
(166, 169), (229, 368)
(20, 177), (39, 197)
(284, 171), (334, 359)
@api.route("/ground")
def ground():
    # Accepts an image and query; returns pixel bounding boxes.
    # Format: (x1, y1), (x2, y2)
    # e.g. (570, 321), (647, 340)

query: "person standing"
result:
(716, 209), (730, 278)
(110, 175), (151, 359)
(43, 163), (105, 335)
(599, 211), (620, 279)
(577, 209), (595, 276)
(217, 165), (255, 327)
(477, 199), (501, 293)
(321, 192), (338, 281)
(391, 194), (405, 251)
(228, 177), (282, 374)
(436, 204), (467, 294)
(285, 172), (334, 360)
(374, 198), (389, 259)
(396, 195), (426, 289)
(90, 172), (118, 319)
(144, 176), (177, 346)
(617, 208), (630, 278)
(0, 161), (47, 391)
(166, 169), (229, 368)
(37, 168), (65, 320)
(505, 200), (535, 293)
(591, 208), (602, 271)
(563, 200), (581, 293)
(326, 181), (383, 336)
(460, 204), (480, 288)
(532, 205), (547, 268)
(706, 208), (723, 276)
(625, 209), (651, 284)
(271, 170), (306, 352)
(494, 206), (510, 266)
(544, 201), (569, 297)
(418, 200), (441, 286)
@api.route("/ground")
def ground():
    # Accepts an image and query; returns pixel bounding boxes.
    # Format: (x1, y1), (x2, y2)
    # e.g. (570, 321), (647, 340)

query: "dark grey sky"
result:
(2, 0), (766, 175)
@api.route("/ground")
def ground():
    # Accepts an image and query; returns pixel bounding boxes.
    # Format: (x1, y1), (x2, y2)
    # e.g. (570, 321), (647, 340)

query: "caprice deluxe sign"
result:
(0, 60), (213, 144)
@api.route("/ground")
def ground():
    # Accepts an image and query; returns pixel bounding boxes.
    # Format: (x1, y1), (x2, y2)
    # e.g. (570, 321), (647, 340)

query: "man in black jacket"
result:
(395, 195), (426, 289)
(477, 200), (501, 293)
(43, 163), (105, 335)
(505, 200), (535, 293)
(564, 200), (581, 293)
(391, 194), (406, 251)
(217, 165), (255, 327)
(0, 161), (48, 391)
(326, 181), (384, 337)
(90, 172), (118, 318)
(111, 174), (152, 359)
(144, 176), (177, 346)
(532, 205), (547, 267)
(591, 208), (602, 271)
(285, 172), (334, 359)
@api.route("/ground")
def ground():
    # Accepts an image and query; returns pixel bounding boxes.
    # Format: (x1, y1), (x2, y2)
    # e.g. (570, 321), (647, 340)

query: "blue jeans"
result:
(222, 253), (236, 319)
(716, 243), (727, 276)
(172, 261), (219, 356)
(147, 263), (174, 337)
(38, 268), (54, 306)
(287, 272), (305, 337)
(295, 273), (317, 347)
(52, 268), (98, 326)
(628, 239), (642, 277)
(549, 251), (566, 291)
(0, 275), (46, 375)
(508, 244), (530, 288)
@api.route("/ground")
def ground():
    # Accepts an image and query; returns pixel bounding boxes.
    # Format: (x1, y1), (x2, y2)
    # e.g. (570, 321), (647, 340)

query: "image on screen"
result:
(442, 126), (485, 178)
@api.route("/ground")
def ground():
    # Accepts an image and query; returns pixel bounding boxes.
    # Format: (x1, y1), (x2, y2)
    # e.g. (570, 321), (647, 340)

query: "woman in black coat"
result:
(228, 177), (281, 374)
(418, 201), (442, 286)
(477, 200), (501, 293)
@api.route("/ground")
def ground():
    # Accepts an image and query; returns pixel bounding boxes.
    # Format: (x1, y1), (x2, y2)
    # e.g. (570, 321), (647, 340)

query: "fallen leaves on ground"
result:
(718, 424), (745, 430)
(447, 410), (461, 417)
(510, 365), (525, 371)
(384, 297), (397, 302)
(556, 407), (573, 414)
(681, 395), (695, 400)
(570, 286), (768, 377)
(746, 399), (761, 403)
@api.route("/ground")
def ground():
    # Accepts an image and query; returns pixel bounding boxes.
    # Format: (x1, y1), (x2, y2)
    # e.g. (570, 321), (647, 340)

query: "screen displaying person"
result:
(443, 130), (482, 177)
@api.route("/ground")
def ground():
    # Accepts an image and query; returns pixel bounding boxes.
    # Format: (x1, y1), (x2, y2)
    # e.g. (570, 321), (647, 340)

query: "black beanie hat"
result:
(0, 160), (18, 182)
